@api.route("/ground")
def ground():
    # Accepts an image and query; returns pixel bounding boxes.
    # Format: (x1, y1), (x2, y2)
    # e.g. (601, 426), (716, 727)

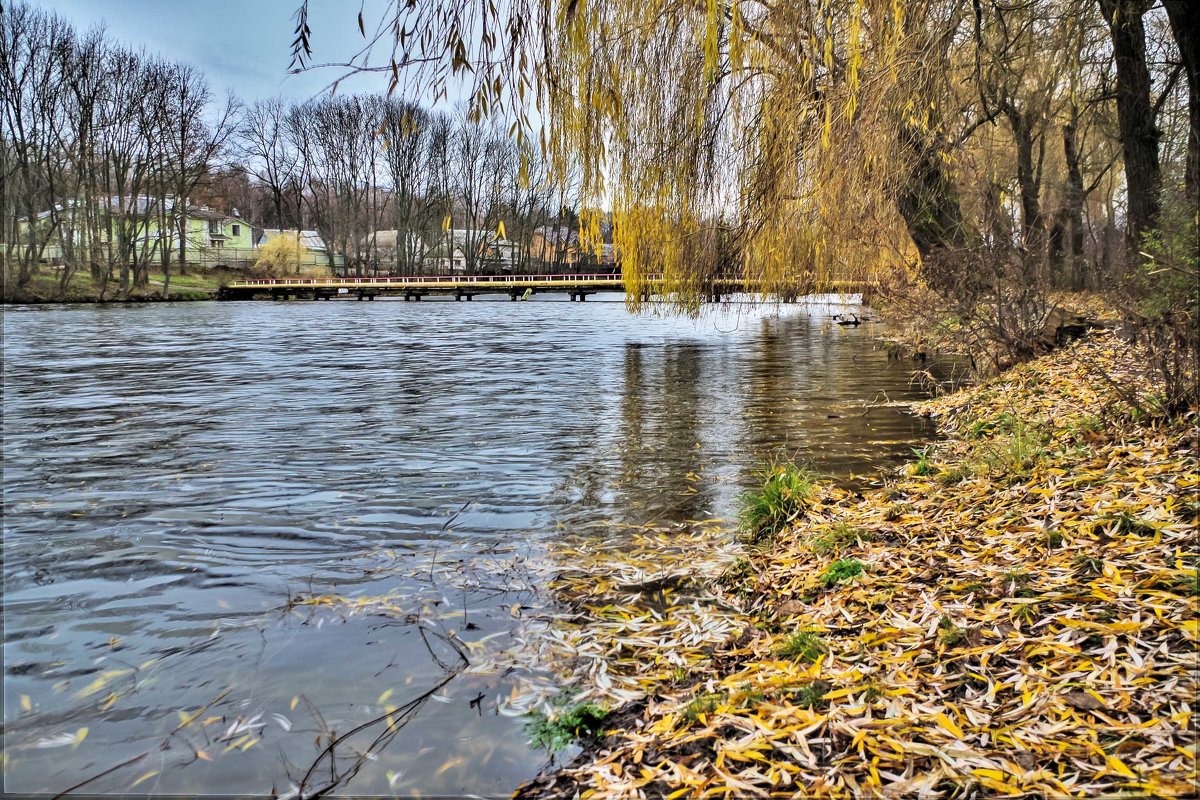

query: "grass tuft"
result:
(775, 630), (829, 663)
(527, 702), (609, 752)
(812, 522), (872, 554)
(738, 462), (820, 545)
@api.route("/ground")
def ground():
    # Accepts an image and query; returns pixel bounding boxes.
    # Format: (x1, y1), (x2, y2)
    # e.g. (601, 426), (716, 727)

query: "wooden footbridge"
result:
(218, 273), (864, 302)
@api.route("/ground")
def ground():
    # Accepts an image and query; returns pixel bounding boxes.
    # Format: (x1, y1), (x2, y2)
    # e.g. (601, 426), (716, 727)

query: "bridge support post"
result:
(509, 291), (519, 301)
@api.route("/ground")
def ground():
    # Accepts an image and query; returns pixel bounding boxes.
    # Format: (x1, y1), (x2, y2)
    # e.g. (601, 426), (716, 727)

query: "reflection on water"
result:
(2, 297), (947, 796)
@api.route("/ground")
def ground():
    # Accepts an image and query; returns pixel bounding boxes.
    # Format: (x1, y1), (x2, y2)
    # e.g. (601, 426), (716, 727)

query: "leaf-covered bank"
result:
(517, 333), (1198, 798)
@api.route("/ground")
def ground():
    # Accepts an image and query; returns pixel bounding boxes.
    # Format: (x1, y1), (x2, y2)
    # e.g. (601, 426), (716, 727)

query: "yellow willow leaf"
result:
(378, 688), (394, 705)
(435, 756), (465, 777)
(74, 669), (131, 699)
(20, 695), (31, 713)
(223, 735), (248, 753)
(72, 727), (88, 747)
(290, 696), (299, 710)
(130, 770), (159, 788)
(100, 692), (118, 711)
(936, 713), (964, 739)
(196, 750), (213, 762)
(1106, 755), (1137, 779)
(240, 737), (258, 751)
(497, 220), (507, 240)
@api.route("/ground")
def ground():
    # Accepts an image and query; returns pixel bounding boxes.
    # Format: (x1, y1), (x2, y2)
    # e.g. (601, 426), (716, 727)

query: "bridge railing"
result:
(228, 273), (630, 287)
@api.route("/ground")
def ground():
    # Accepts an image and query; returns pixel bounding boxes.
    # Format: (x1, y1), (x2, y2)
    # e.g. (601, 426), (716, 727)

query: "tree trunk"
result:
(894, 126), (969, 295)
(1003, 104), (1046, 259)
(1062, 117), (1088, 288)
(1163, 0), (1199, 261)
(1098, 0), (1161, 262)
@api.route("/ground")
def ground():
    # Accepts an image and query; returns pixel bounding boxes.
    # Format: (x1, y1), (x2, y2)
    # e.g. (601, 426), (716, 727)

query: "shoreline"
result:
(513, 332), (1198, 798)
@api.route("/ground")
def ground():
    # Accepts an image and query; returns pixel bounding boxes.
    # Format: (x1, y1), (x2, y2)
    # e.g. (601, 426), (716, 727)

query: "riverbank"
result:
(516, 332), (1198, 798)
(2, 269), (223, 303)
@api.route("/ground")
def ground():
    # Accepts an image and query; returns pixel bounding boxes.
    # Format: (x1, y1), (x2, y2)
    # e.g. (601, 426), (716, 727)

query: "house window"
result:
(232, 224), (240, 237)
(208, 220), (220, 234)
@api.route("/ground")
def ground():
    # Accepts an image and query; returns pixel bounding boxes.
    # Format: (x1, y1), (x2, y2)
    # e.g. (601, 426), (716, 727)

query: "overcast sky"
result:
(39, 0), (398, 102)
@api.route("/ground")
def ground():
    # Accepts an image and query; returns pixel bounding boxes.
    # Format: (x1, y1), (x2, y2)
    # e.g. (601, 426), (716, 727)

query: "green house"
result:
(25, 196), (258, 269)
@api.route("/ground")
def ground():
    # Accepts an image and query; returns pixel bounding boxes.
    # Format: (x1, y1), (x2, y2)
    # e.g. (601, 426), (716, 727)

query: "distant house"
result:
(531, 223), (616, 270)
(367, 229), (427, 272)
(27, 196), (256, 268)
(422, 229), (515, 274)
(530, 225), (579, 267)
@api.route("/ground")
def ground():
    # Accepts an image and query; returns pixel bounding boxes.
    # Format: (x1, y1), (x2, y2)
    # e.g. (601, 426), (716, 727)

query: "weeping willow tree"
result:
(291, 1), (983, 311)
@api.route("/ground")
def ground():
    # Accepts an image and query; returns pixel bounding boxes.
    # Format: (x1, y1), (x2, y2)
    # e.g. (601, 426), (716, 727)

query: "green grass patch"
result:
(682, 691), (725, 723)
(787, 683), (829, 710)
(811, 523), (872, 554)
(738, 462), (820, 545)
(937, 616), (966, 647)
(527, 702), (609, 752)
(909, 446), (936, 476)
(775, 630), (829, 663)
(820, 558), (864, 587)
(1104, 511), (1158, 537)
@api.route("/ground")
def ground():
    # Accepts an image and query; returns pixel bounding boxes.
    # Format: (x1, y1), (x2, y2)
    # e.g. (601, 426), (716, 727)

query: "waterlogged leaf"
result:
(377, 688), (393, 705)
(434, 756), (465, 777)
(271, 713), (292, 732)
(20, 694), (31, 713)
(130, 770), (159, 788)
(71, 727), (88, 747)
(100, 692), (118, 711)
(34, 732), (77, 749)
(290, 695), (299, 711)
(74, 669), (131, 699)
(196, 750), (213, 762)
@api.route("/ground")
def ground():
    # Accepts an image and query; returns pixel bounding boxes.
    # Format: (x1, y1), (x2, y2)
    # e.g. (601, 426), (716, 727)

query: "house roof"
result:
(28, 196), (244, 224)
(369, 229), (426, 249)
(260, 228), (328, 251)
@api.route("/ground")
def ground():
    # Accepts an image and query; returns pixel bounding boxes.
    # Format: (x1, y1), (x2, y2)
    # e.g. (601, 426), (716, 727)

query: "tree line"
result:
(0, 2), (588, 301)
(303, 0), (1196, 408)
(230, 95), (581, 277)
(1, 2), (235, 299)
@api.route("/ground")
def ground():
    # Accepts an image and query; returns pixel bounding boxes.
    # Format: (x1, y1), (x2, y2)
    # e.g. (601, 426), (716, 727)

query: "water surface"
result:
(4, 296), (943, 796)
